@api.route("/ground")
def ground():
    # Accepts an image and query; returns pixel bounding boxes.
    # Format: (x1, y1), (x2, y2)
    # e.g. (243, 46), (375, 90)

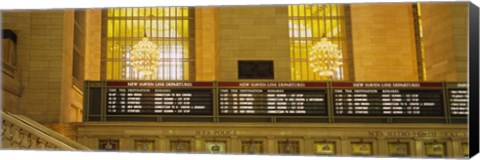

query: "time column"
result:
(333, 89), (354, 115)
(107, 88), (127, 113)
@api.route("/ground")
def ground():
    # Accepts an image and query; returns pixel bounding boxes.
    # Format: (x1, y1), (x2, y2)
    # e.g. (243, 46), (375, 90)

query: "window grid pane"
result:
(289, 4), (346, 81)
(105, 7), (193, 80)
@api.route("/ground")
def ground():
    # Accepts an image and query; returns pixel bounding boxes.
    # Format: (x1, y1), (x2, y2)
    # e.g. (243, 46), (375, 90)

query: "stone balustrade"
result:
(1, 112), (89, 150)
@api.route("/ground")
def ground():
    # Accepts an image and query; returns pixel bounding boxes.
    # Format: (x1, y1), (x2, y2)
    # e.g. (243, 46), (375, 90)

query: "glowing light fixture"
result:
(130, 33), (159, 78)
(308, 36), (343, 77)
(301, 5), (344, 79)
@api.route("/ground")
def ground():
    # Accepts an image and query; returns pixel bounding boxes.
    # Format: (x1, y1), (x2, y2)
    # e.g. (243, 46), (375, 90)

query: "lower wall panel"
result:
(73, 122), (468, 158)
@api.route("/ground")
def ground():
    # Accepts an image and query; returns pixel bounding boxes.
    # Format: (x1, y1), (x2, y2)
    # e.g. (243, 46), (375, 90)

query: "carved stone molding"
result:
(1, 112), (88, 150)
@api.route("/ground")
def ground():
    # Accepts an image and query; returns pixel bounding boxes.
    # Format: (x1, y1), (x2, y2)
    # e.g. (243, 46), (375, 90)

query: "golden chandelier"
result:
(130, 36), (159, 77)
(308, 36), (343, 77)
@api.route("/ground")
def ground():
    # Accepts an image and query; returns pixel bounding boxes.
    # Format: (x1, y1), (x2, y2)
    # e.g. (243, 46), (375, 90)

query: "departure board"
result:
(332, 82), (444, 116)
(106, 81), (213, 115)
(446, 83), (468, 116)
(84, 81), (467, 123)
(218, 82), (328, 115)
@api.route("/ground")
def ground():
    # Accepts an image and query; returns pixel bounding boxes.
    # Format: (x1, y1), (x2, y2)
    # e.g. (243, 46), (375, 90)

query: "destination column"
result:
(217, 82), (328, 116)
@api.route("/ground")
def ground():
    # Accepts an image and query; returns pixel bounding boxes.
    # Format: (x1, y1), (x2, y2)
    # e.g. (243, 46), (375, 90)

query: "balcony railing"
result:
(1, 112), (90, 150)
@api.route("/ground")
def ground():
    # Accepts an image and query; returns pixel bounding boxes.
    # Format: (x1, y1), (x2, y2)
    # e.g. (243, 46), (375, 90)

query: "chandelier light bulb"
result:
(308, 37), (343, 77)
(130, 37), (159, 77)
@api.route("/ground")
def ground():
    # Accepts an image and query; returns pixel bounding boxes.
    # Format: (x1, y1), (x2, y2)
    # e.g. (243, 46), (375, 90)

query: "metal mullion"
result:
(122, 8), (127, 80)
(111, 9), (116, 80)
(107, 37), (188, 41)
(117, 8), (123, 80)
(315, 5), (321, 80)
(162, 7), (166, 80)
(173, 7), (177, 80)
(329, 5), (334, 80)
(288, 5), (295, 80)
(108, 16), (189, 21)
(164, 7), (168, 80)
(315, 4), (322, 80)
(144, 8), (149, 80)
(179, 7), (184, 80)
(293, 5), (299, 81)
(167, 7), (172, 80)
(128, 8), (133, 80)
(309, 5), (315, 80)
(335, 5), (341, 80)
(301, 4), (306, 80)
(168, 7), (172, 80)
(156, 6), (160, 80)
(138, 7), (142, 80)
(186, 7), (190, 80)
(142, 7), (146, 79)
(323, 5), (327, 81)
(329, 4), (333, 41)
(297, 5), (303, 80)
(291, 37), (345, 41)
(125, 8), (129, 80)
(129, 8), (133, 80)
(304, 4), (310, 81)
(180, 7), (186, 80)
(150, 7), (153, 45)
(183, 7), (187, 80)
(290, 15), (345, 20)
(135, 7), (139, 80)
(135, 7), (140, 80)
(188, 7), (196, 81)
(112, 8), (120, 80)
(337, 4), (344, 80)
(149, 7), (154, 80)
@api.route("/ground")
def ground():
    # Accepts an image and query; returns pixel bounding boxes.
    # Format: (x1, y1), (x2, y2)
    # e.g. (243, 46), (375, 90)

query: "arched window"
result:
(288, 4), (352, 81)
(103, 7), (194, 80)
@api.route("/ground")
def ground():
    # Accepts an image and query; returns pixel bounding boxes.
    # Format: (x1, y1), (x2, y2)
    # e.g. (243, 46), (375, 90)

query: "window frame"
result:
(100, 7), (196, 81)
(288, 4), (354, 81)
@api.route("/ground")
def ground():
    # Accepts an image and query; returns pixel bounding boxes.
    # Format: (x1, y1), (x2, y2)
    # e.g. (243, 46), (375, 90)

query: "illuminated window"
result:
(103, 7), (194, 80)
(288, 4), (351, 81)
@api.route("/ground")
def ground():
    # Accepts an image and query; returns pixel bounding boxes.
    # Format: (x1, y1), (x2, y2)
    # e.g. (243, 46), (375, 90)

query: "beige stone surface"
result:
(195, 7), (218, 81)
(217, 6), (290, 81)
(350, 4), (419, 82)
(421, 2), (468, 82)
(2, 11), (65, 123)
(85, 9), (102, 81)
(2, 10), (87, 123)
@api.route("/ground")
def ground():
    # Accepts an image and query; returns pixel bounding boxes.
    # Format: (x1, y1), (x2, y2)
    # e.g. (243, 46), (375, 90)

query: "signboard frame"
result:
(83, 81), (468, 124)
(445, 82), (468, 123)
(330, 82), (448, 123)
(84, 80), (216, 122)
(216, 81), (329, 123)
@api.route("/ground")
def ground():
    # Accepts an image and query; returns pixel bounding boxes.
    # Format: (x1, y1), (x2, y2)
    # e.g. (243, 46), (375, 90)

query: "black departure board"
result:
(446, 83), (468, 116)
(106, 81), (213, 115)
(332, 82), (444, 116)
(84, 81), (467, 123)
(218, 82), (328, 115)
